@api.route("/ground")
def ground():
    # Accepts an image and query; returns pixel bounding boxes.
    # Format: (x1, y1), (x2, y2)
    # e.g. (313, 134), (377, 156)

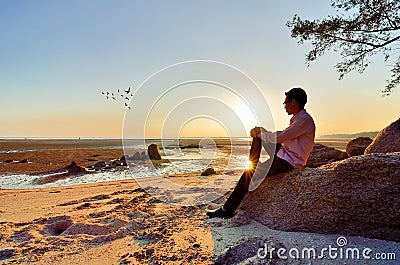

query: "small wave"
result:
(0, 149), (35, 154)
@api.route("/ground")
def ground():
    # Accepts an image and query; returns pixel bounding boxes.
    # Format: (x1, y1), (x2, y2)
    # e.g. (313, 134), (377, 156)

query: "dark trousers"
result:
(223, 137), (294, 213)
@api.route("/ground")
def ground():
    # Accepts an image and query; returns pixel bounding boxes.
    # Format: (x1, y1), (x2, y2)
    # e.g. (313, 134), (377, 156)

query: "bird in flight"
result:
(101, 85), (133, 110)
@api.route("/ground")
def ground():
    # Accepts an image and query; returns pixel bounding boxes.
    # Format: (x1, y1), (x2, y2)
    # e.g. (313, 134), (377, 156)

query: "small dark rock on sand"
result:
(201, 167), (216, 176)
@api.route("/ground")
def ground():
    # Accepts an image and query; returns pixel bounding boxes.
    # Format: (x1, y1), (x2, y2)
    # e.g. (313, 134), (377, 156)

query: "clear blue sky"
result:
(1, 1), (399, 138)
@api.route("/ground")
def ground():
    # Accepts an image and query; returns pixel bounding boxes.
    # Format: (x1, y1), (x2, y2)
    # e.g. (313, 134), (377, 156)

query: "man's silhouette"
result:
(207, 87), (315, 218)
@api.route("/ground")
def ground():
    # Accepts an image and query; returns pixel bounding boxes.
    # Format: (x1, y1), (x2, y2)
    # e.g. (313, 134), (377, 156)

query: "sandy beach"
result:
(0, 177), (215, 264)
(1, 176), (399, 265)
(1, 139), (398, 264)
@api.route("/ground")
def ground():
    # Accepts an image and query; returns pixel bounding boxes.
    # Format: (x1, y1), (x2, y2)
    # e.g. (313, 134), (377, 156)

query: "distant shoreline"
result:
(318, 131), (378, 139)
(0, 132), (379, 140)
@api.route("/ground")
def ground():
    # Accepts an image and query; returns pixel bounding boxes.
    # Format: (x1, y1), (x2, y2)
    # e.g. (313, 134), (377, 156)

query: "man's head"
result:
(283, 87), (307, 115)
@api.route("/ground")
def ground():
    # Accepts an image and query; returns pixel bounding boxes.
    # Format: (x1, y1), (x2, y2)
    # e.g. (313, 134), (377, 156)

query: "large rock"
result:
(346, 137), (373, 157)
(306, 144), (348, 167)
(65, 161), (86, 173)
(365, 118), (400, 154)
(147, 144), (162, 160)
(240, 152), (400, 242)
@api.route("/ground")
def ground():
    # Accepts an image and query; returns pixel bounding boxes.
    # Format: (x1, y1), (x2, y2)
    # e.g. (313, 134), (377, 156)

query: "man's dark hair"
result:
(285, 87), (307, 109)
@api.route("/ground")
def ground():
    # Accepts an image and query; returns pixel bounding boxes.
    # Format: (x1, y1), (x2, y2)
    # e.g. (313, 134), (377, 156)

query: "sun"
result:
(232, 101), (259, 134)
(245, 160), (254, 170)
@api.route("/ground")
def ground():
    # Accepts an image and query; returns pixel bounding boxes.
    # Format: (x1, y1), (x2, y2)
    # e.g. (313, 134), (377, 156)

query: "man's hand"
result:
(250, 127), (267, 138)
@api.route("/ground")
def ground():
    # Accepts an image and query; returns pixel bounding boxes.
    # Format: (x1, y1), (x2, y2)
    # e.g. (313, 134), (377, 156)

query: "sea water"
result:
(0, 137), (348, 189)
(0, 138), (255, 189)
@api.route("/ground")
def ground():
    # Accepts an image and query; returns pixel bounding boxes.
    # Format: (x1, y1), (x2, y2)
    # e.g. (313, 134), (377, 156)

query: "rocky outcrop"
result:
(201, 167), (216, 176)
(365, 118), (400, 154)
(306, 144), (348, 167)
(132, 152), (147, 160)
(240, 152), (400, 242)
(119, 155), (128, 166)
(93, 161), (106, 169)
(65, 161), (86, 173)
(148, 144), (162, 160)
(346, 137), (373, 157)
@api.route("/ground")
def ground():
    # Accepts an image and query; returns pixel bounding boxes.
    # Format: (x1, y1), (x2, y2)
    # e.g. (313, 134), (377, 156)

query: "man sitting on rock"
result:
(207, 87), (316, 219)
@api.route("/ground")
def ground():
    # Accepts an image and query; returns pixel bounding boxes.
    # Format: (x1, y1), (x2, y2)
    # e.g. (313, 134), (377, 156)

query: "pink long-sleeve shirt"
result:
(260, 109), (315, 169)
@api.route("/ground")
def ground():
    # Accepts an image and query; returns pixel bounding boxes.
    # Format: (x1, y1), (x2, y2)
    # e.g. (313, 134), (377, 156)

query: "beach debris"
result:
(201, 167), (216, 176)
(365, 117), (400, 154)
(346, 137), (373, 157)
(148, 144), (162, 160)
(3, 159), (14, 163)
(16, 159), (29, 163)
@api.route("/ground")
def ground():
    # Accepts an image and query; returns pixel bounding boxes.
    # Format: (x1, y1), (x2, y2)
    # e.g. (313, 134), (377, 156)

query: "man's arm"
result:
(259, 118), (309, 143)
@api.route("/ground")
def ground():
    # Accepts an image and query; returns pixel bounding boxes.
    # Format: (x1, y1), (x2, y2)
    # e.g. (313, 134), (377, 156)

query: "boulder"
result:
(240, 152), (400, 242)
(93, 161), (106, 169)
(132, 152), (142, 160)
(3, 159), (14, 163)
(16, 159), (29, 163)
(111, 159), (122, 167)
(148, 144), (162, 160)
(201, 167), (216, 176)
(65, 161), (78, 169)
(365, 118), (400, 154)
(65, 161), (86, 173)
(346, 137), (373, 157)
(119, 155), (128, 166)
(305, 144), (348, 167)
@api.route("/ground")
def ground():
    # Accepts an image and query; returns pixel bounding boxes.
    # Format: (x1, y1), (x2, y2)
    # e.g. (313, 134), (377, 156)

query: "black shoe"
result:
(206, 207), (235, 219)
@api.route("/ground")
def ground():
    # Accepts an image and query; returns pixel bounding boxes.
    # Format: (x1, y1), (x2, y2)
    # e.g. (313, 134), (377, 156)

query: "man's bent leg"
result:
(222, 137), (261, 213)
(207, 137), (262, 218)
(248, 137), (262, 166)
(262, 141), (282, 157)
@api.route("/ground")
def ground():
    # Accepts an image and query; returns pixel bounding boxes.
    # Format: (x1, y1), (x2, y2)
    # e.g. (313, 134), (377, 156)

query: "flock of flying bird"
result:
(101, 86), (133, 110)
